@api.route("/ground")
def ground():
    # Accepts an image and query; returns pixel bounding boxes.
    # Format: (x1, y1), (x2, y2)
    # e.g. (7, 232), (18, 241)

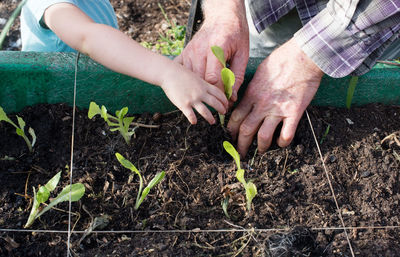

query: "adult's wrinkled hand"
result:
(174, 0), (249, 100)
(227, 38), (324, 157)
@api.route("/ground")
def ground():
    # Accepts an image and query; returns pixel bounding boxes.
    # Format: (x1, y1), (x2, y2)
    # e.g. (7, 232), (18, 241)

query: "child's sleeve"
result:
(26, 0), (77, 28)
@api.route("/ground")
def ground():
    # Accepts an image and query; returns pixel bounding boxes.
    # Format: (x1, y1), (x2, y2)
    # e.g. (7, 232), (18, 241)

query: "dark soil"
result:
(1, 102), (400, 256)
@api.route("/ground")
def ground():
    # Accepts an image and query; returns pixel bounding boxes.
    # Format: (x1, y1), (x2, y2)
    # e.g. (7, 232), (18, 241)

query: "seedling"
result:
(141, 3), (185, 56)
(211, 46), (235, 126)
(115, 153), (165, 210)
(346, 76), (358, 109)
(88, 102), (137, 144)
(223, 141), (257, 211)
(24, 171), (85, 228)
(0, 106), (36, 152)
(320, 124), (331, 144)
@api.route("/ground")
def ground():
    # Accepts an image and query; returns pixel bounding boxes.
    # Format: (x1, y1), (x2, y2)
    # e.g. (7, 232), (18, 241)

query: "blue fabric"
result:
(21, 0), (118, 52)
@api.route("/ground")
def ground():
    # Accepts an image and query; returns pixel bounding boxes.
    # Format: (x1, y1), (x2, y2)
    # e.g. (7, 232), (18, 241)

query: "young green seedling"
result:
(24, 171), (85, 228)
(223, 141), (257, 211)
(0, 106), (36, 152)
(88, 102), (137, 144)
(115, 153), (165, 210)
(211, 46), (235, 126)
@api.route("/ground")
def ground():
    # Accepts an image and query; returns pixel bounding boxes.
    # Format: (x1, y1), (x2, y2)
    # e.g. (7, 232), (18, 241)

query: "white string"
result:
(305, 110), (355, 257)
(67, 52), (80, 257)
(1, 225), (400, 234)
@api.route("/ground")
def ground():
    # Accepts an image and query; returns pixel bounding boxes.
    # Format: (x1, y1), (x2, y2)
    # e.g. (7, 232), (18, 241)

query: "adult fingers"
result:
(205, 48), (224, 91)
(229, 49), (249, 102)
(277, 116), (299, 147)
(174, 54), (183, 65)
(193, 102), (215, 125)
(227, 97), (253, 140)
(257, 116), (282, 153)
(236, 110), (265, 157)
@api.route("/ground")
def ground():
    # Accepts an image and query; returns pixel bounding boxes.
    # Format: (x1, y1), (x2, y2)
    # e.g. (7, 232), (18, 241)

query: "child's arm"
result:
(43, 3), (228, 124)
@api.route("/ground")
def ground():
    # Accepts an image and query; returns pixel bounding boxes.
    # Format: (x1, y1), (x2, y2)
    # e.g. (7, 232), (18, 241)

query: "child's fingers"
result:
(180, 106), (197, 125)
(193, 102), (215, 125)
(203, 95), (226, 115)
(207, 85), (229, 109)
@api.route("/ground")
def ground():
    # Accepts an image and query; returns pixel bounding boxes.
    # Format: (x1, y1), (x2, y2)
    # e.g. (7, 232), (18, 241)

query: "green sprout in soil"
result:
(223, 141), (257, 212)
(211, 46), (235, 126)
(24, 171), (85, 228)
(88, 102), (137, 144)
(141, 3), (185, 56)
(346, 76), (358, 109)
(115, 153), (165, 210)
(320, 124), (331, 144)
(0, 106), (36, 152)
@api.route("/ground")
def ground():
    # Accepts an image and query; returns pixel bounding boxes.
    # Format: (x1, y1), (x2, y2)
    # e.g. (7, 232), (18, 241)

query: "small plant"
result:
(0, 106), (36, 152)
(211, 46), (235, 126)
(24, 171), (85, 228)
(88, 102), (137, 144)
(320, 124), (331, 144)
(223, 141), (257, 211)
(346, 76), (358, 109)
(141, 3), (185, 56)
(115, 153), (165, 210)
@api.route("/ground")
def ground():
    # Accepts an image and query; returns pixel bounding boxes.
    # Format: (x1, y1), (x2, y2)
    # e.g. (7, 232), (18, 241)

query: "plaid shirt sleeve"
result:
(293, 0), (400, 78)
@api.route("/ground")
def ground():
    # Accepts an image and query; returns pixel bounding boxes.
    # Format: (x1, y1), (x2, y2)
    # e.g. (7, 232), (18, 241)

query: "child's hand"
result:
(160, 63), (229, 125)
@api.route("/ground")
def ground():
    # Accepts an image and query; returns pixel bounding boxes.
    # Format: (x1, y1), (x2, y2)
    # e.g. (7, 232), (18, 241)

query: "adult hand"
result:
(175, 0), (249, 100)
(227, 38), (324, 157)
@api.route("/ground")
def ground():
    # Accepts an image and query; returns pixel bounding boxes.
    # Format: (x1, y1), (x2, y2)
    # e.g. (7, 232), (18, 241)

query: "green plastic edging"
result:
(0, 51), (399, 114)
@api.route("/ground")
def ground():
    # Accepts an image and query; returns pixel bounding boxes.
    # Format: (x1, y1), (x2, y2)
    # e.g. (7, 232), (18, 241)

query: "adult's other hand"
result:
(227, 38), (324, 156)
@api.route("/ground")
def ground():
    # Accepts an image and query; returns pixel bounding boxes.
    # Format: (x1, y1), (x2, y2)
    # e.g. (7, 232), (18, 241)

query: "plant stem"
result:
(0, 0), (27, 50)
(134, 173), (144, 210)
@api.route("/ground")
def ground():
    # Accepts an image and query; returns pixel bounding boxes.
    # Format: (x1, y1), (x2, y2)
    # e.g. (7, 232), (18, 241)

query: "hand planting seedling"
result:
(0, 106), (36, 152)
(115, 153), (165, 210)
(223, 141), (257, 211)
(88, 102), (137, 144)
(24, 171), (85, 228)
(211, 46), (235, 126)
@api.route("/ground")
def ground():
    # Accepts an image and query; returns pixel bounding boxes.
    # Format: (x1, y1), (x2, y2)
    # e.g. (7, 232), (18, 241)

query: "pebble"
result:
(0, 18), (6, 26)
(329, 155), (337, 163)
(360, 170), (371, 178)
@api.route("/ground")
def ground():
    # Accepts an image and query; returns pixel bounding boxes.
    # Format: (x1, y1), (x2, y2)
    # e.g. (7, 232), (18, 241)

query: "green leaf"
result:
(221, 68), (235, 99)
(88, 102), (101, 119)
(211, 46), (226, 68)
(36, 186), (50, 204)
(146, 171), (165, 189)
(115, 153), (140, 175)
(123, 116), (135, 131)
(0, 106), (12, 123)
(346, 76), (358, 109)
(24, 187), (40, 228)
(223, 141), (241, 169)
(136, 171), (165, 209)
(44, 171), (61, 192)
(236, 168), (246, 185)
(29, 127), (36, 147)
(37, 183), (85, 219)
(15, 128), (24, 136)
(116, 107), (129, 120)
(16, 116), (26, 130)
(100, 106), (109, 122)
(245, 182), (257, 211)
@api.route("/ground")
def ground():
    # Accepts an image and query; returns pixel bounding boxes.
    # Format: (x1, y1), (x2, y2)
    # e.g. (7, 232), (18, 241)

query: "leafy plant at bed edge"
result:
(223, 141), (257, 212)
(141, 3), (185, 56)
(24, 171), (85, 228)
(115, 153), (165, 210)
(211, 45), (235, 126)
(0, 106), (36, 152)
(88, 102), (137, 144)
